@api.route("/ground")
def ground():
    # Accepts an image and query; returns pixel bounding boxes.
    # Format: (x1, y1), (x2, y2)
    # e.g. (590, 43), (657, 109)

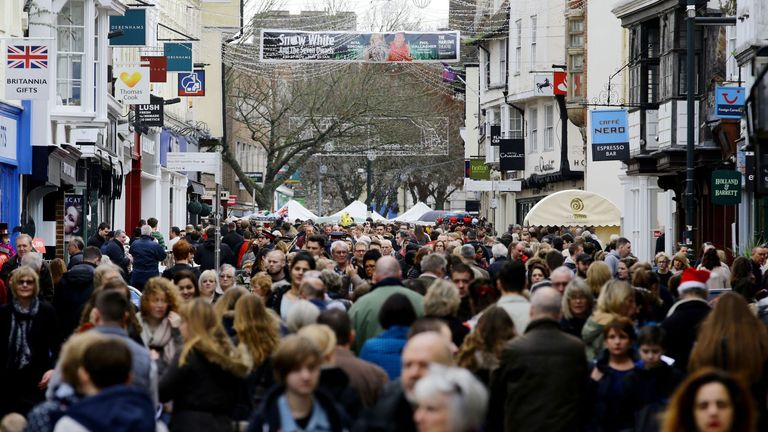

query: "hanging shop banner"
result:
(534, 74), (554, 96)
(135, 95), (164, 127)
(4, 39), (51, 100)
(715, 86), (745, 119)
(711, 170), (742, 205)
(114, 66), (150, 104)
(553, 71), (568, 95)
(590, 109), (630, 161)
(178, 70), (205, 96)
(259, 30), (460, 63)
(63, 194), (84, 243)
(499, 138), (525, 171)
(490, 125), (501, 146)
(109, 9), (147, 46)
(140, 56), (167, 82)
(469, 159), (490, 180)
(164, 43), (193, 72)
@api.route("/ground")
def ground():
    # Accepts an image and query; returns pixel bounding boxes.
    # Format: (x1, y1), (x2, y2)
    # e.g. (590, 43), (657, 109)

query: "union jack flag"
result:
(7, 45), (48, 69)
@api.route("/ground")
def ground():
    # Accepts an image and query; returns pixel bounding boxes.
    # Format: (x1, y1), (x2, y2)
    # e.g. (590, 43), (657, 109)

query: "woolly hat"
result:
(677, 267), (710, 295)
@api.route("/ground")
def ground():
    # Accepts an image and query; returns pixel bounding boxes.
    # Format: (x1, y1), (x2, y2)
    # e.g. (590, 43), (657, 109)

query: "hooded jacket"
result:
(194, 239), (236, 272)
(53, 385), (157, 432)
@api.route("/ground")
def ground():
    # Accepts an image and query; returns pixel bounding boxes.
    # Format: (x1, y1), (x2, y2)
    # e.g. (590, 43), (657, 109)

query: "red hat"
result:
(678, 268), (710, 294)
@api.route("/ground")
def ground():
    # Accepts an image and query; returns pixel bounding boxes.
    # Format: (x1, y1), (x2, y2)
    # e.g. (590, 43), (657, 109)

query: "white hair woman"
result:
(215, 264), (237, 303)
(198, 270), (219, 304)
(412, 364), (488, 432)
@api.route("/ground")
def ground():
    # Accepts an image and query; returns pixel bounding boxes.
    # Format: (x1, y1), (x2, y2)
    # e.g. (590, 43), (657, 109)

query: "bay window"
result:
(57, 0), (85, 107)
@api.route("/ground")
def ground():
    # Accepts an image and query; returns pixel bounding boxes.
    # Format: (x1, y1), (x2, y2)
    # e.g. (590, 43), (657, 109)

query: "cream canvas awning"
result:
(523, 189), (621, 227)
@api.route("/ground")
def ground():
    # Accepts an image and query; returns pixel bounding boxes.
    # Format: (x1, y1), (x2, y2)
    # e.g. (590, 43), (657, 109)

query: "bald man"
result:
(354, 332), (454, 432)
(488, 287), (588, 431)
(348, 256), (425, 353)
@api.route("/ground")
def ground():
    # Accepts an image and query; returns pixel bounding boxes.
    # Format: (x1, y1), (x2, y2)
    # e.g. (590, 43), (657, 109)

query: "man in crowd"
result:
(450, 262), (475, 322)
(459, 244), (490, 280)
(194, 226), (236, 272)
(54, 246), (101, 337)
(304, 235), (327, 258)
(605, 237), (632, 278)
(496, 260), (530, 334)
(488, 243), (508, 283)
(489, 287), (588, 431)
(66, 236), (85, 270)
(751, 246), (766, 293)
(576, 253), (593, 279)
(661, 268), (712, 372)
(102, 230), (131, 279)
(146, 217), (165, 248)
(167, 226), (182, 250)
(550, 266), (575, 295)
(222, 221), (244, 255)
(128, 225), (166, 291)
(407, 253), (446, 295)
(265, 250), (290, 291)
(0, 234), (53, 299)
(87, 222), (110, 249)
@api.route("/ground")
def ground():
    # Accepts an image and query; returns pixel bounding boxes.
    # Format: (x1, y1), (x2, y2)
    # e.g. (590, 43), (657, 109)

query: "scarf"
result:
(7, 297), (39, 370)
(140, 316), (176, 365)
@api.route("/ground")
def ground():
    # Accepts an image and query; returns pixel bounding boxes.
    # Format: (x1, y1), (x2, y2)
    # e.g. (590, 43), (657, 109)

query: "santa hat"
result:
(678, 268), (710, 294)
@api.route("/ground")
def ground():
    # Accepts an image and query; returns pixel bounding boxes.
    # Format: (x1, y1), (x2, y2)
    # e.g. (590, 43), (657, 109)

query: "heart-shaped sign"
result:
(119, 71), (142, 88)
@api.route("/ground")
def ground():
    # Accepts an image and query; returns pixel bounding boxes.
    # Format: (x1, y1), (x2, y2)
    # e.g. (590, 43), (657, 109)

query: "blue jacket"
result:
(60, 385), (156, 432)
(359, 326), (409, 380)
(102, 239), (130, 275)
(129, 236), (166, 274)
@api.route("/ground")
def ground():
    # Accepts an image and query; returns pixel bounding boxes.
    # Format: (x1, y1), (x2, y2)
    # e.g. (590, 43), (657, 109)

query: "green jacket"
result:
(349, 280), (424, 353)
(581, 316), (605, 362)
(151, 231), (166, 248)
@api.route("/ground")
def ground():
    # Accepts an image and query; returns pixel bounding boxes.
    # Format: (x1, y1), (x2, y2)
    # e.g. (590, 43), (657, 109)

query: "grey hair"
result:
(530, 287), (562, 318)
(562, 278), (594, 319)
(420, 253), (447, 275)
(330, 240), (349, 253)
(380, 239), (392, 248)
(356, 236), (371, 246)
(219, 263), (236, 276)
(286, 300), (320, 333)
(21, 252), (43, 272)
(375, 256), (401, 280)
(424, 279), (461, 317)
(318, 269), (342, 294)
(413, 364), (488, 432)
(69, 236), (85, 251)
(491, 243), (508, 258)
(113, 229), (125, 238)
(140, 225), (153, 236)
(93, 263), (123, 289)
(15, 234), (32, 246)
(551, 266), (575, 281)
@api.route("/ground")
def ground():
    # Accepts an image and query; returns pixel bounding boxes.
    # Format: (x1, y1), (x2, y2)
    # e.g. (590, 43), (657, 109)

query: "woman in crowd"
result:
(730, 256), (755, 300)
(246, 335), (350, 432)
(160, 299), (249, 432)
(249, 272), (273, 302)
(162, 240), (199, 280)
(360, 293), (417, 379)
(49, 259), (67, 287)
(214, 287), (248, 339)
(136, 277), (183, 376)
(360, 250), (381, 284)
(433, 240), (447, 254)
(633, 268), (671, 325)
(527, 260), (550, 287)
(560, 278), (595, 338)
(617, 258), (633, 282)
(465, 278), (499, 329)
(662, 368), (755, 432)
(688, 292), (768, 427)
(173, 269), (200, 302)
(672, 252), (690, 274)
(424, 279), (469, 347)
(0, 267), (62, 416)
(457, 306), (515, 386)
(268, 252), (316, 321)
(412, 364), (488, 432)
(198, 270), (219, 304)
(582, 279), (636, 361)
(586, 261), (612, 297)
(215, 264), (237, 303)
(698, 248), (731, 288)
(588, 317), (637, 432)
(234, 294), (279, 416)
(654, 252), (672, 290)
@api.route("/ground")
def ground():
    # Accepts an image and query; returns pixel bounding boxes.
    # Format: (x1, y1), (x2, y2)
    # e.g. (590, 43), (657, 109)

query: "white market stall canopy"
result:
(317, 200), (369, 223)
(278, 200), (318, 221)
(391, 202), (433, 223)
(370, 211), (388, 222)
(523, 189), (621, 227)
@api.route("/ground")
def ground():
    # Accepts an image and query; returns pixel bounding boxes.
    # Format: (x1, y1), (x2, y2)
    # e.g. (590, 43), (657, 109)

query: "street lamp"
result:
(366, 151), (377, 212)
(318, 163), (327, 216)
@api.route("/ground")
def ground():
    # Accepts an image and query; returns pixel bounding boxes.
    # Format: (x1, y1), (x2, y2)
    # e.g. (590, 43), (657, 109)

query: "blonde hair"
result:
(250, 272), (273, 296)
(234, 294), (280, 367)
(140, 277), (181, 319)
(593, 280), (634, 325)
(178, 299), (249, 377)
(93, 263), (123, 290)
(562, 278), (594, 320)
(586, 261), (612, 297)
(213, 286), (248, 319)
(297, 324), (337, 359)
(10, 266), (39, 298)
(424, 279), (461, 317)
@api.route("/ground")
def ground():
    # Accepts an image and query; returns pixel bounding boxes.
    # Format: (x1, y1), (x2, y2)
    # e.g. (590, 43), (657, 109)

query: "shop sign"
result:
(553, 71), (567, 95)
(469, 159), (490, 180)
(4, 39), (51, 100)
(715, 86), (745, 119)
(109, 9), (147, 46)
(135, 95), (164, 127)
(140, 56), (167, 82)
(499, 138), (525, 171)
(590, 109), (630, 161)
(114, 66), (150, 105)
(490, 125), (501, 146)
(164, 43), (193, 72)
(167, 152), (222, 183)
(534, 74), (554, 96)
(710, 170), (741, 205)
(178, 70), (205, 97)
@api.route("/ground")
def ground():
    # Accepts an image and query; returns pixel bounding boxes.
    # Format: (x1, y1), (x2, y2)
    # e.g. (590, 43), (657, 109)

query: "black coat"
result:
(160, 349), (246, 432)
(161, 263), (201, 281)
(53, 261), (96, 338)
(87, 233), (105, 249)
(222, 231), (244, 258)
(352, 380), (415, 432)
(660, 298), (711, 372)
(102, 238), (130, 277)
(488, 318), (588, 432)
(195, 239), (236, 272)
(622, 363), (684, 432)
(67, 252), (83, 270)
(247, 385), (350, 432)
(0, 300), (62, 417)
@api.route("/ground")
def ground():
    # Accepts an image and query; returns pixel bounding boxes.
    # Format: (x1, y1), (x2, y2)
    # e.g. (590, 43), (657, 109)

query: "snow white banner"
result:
(259, 30), (460, 63)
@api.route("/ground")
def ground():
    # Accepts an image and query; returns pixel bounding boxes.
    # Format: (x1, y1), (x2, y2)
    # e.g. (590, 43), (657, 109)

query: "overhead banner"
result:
(4, 39), (51, 100)
(590, 109), (630, 161)
(711, 170), (742, 205)
(715, 86), (745, 119)
(109, 8), (147, 46)
(164, 43), (193, 72)
(114, 65), (150, 104)
(135, 95), (164, 127)
(260, 30), (460, 63)
(178, 70), (205, 96)
(140, 56), (167, 82)
(499, 138), (525, 171)
(490, 125), (501, 146)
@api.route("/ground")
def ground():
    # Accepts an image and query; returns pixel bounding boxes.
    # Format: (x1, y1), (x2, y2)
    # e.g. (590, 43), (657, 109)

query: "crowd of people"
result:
(1, 217), (768, 432)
